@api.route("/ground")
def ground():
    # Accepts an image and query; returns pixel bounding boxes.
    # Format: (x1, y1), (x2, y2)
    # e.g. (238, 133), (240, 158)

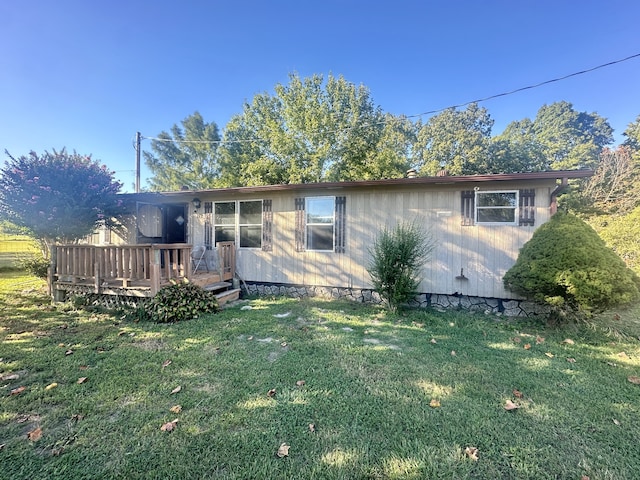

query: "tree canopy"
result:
(0, 149), (126, 255)
(216, 73), (414, 186)
(141, 76), (622, 190)
(414, 103), (494, 176)
(144, 111), (221, 191)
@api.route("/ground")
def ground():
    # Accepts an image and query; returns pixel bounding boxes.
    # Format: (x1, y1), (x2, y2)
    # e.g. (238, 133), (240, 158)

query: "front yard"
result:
(1, 272), (640, 479)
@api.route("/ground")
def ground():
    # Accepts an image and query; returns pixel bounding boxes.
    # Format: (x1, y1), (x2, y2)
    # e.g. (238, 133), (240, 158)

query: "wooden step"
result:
(191, 272), (222, 288)
(203, 281), (232, 293)
(215, 288), (240, 306)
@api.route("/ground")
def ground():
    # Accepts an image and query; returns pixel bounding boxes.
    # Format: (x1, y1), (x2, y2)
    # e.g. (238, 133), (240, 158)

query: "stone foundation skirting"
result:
(242, 282), (550, 318)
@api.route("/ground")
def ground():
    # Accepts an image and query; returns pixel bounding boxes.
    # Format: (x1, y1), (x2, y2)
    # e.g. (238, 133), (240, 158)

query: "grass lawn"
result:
(1, 272), (640, 479)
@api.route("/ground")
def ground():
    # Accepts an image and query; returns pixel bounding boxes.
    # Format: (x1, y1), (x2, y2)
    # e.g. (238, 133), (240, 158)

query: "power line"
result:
(139, 52), (640, 146)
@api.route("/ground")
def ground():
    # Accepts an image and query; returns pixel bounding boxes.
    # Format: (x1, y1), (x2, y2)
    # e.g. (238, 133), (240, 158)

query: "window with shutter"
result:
(295, 196), (346, 253)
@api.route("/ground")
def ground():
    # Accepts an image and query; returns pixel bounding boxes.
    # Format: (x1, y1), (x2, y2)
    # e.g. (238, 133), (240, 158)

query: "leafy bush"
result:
(21, 255), (50, 278)
(504, 212), (640, 315)
(146, 280), (218, 323)
(590, 206), (640, 276)
(367, 221), (435, 312)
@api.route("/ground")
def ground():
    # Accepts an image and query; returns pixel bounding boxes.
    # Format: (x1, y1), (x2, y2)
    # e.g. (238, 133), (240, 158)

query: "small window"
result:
(475, 191), (518, 224)
(214, 202), (236, 243)
(306, 197), (335, 251)
(239, 200), (262, 248)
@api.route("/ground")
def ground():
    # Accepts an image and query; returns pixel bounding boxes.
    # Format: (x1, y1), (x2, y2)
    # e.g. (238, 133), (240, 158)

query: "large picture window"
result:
(212, 200), (263, 248)
(306, 197), (335, 251)
(475, 191), (518, 224)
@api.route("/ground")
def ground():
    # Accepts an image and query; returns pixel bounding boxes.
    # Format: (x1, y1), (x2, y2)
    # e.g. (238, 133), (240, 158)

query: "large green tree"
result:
(491, 118), (548, 173)
(498, 101), (613, 172)
(0, 149), (125, 256)
(413, 103), (494, 176)
(217, 73), (413, 186)
(144, 111), (221, 191)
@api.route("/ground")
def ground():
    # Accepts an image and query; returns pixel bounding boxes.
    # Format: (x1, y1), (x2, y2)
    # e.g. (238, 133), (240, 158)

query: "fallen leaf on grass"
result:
(523, 344), (531, 350)
(617, 352), (629, 359)
(308, 423), (315, 433)
(545, 352), (555, 358)
(536, 336), (545, 344)
(280, 342), (288, 348)
(77, 377), (88, 384)
(11, 386), (25, 395)
(71, 414), (84, 422)
(117, 331), (127, 336)
(160, 419), (179, 432)
(464, 446), (479, 461)
(607, 362), (618, 367)
(429, 399), (441, 408)
(627, 376), (640, 385)
(450, 350), (456, 356)
(267, 388), (277, 398)
(512, 336), (521, 343)
(513, 389), (524, 398)
(0, 443), (5, 451)
(430, 338), (437, 344)
(170, 386), (182, 394)
(170, 405), (182, 414)
(613, 418), (621, 426)
(581, 476), (590, 480)
(247, 336), (254, 341)
(65, 350), (73, 356)
(504, 400), (520, 411)
(561, 338), (574, 345)
(276, 443), (290, 458)
(79, 365), (88, 370)
(28, 427), (42, 442)
(296, 380), (305, 387)
(566, 358), (576, 363)
(162, 359), (172, 369)
(1, 373), (19, 381)
(45, 383), (58, 390)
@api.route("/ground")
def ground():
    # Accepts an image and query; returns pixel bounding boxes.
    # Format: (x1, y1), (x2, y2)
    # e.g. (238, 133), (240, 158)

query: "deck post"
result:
(150, 246), (161, 296)
(94, 261), (101, 294)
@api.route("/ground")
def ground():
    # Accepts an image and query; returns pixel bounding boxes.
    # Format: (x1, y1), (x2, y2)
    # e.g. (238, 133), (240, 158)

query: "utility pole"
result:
(135, 131), (141, 193)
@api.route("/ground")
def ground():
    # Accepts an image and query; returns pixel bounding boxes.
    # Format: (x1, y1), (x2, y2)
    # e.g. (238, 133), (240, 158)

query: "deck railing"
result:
(50, 243), (234, 298)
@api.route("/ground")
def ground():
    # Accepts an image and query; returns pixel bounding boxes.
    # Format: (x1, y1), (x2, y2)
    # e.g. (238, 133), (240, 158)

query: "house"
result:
(60, 169), (590, 315)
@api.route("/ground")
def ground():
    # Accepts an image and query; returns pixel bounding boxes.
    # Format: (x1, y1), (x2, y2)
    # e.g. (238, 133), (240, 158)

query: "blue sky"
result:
(2, 0), (639, 192)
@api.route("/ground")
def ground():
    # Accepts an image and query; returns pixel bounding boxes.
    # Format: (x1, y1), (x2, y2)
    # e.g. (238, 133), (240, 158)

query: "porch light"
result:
(192, 198), (201, 210)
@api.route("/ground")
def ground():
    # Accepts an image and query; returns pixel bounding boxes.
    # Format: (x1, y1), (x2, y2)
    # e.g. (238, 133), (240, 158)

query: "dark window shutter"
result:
(295, 197), (305, 252)
(204, 218), (213, 249)
(335, 196), (346, 253)
(204, 201), (213, 214)
(461, 191), (475, 226)
(262, 199), (273, 252)
(519, 189), (535, 226)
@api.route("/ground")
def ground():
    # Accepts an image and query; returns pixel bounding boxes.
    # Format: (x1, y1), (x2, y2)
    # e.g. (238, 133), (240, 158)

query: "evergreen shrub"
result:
(503, 212), (640, 314)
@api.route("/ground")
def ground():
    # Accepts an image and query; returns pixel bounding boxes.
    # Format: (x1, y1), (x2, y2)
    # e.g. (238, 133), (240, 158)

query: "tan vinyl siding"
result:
(182, 181), (554, 300)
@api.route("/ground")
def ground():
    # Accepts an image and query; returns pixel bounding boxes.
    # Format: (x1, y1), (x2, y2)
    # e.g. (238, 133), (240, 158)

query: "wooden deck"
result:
(49, 242), (239, 304)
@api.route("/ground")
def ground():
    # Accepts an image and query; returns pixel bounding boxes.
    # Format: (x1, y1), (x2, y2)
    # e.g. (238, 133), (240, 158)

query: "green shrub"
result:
(504, 212), (640, 315)
(146, 280), (218, 323)
(367, 221), (435, 312)
(21, 255), (50, 278)
(590, 206), (640, 276)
